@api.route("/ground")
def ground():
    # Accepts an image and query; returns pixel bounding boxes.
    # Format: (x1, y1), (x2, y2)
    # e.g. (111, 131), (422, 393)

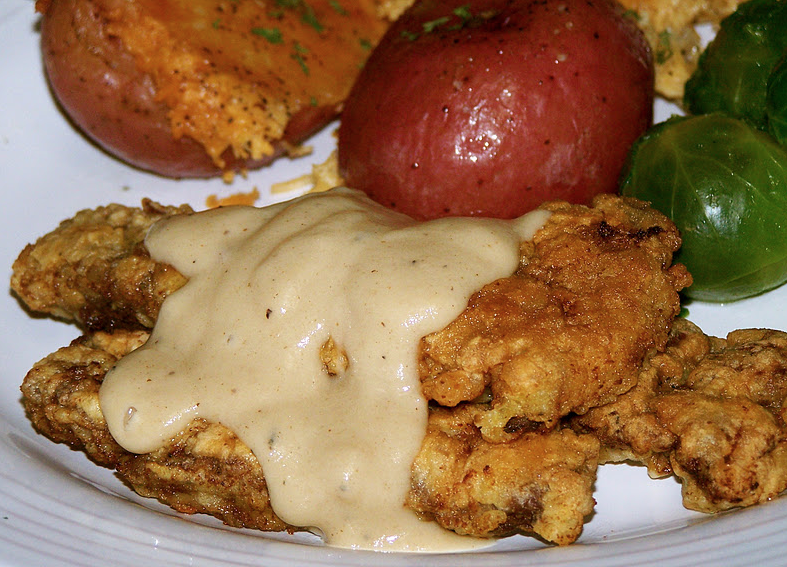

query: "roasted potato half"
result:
(37, 0), (390, 178)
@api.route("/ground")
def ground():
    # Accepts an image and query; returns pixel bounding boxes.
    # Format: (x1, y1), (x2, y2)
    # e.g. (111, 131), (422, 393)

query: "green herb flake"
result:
(269, 0), (325, 32)
(405, 6), (499, 37)
(329, 0), (347, 15)
(292, 42), (310, 75)
(252, 26), (284, 43)
(621, 8), (641, 21)
(292, 53), (310, 75)
(655, 30), (673, 64)
(302, 6), (324, 32)
(452, 5), (472, 21)
(359, 37), (372, 50)
(212, 18), (221, 29)
(422, 16), (450, 33)
(310, 96), (318, 106)
(276, 0), (303, 8)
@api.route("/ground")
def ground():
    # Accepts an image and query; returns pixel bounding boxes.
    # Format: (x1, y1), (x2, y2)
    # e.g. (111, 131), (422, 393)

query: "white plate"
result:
(2, 2), (787, 565)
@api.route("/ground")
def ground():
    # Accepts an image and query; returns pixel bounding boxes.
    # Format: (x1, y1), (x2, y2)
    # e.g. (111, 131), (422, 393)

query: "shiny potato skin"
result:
(338, 0), (654, 219)
(37, 0), (339, 178)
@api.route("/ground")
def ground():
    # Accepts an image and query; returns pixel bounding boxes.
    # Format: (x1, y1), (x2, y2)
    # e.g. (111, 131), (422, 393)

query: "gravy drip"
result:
(100, 188), (550, 551)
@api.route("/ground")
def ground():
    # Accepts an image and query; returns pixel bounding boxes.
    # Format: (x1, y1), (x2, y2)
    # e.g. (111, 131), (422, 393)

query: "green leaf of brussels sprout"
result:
(684, 0), (787, 129)
(767, 53), (787, 144)
(619, 113), (787, 302)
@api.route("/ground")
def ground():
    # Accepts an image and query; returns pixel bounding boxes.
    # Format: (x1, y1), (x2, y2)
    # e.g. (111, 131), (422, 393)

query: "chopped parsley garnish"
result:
(328, 0), (347, 16)
(292, 53), (310, 75)
(422, 16), (450, 33)
(452, 5), (473, 21)
(292, 42), (311, 75)
(400, 5), (499, 41)
(267, 0), (325, 32)
(301, 5), (324, 32)
(621, 8), (641, 21)
(252, 26), (284, 43)
(655, 30), (673, 64)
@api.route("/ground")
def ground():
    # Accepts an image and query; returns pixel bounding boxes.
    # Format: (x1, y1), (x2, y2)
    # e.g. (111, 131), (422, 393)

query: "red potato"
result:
(37, 0), (388, 178)
(338, 0), (654, 219)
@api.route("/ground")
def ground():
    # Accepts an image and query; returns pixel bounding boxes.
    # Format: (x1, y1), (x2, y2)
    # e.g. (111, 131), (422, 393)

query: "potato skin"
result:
(37, 0), (358, 178)
(338, 0), (654, 219)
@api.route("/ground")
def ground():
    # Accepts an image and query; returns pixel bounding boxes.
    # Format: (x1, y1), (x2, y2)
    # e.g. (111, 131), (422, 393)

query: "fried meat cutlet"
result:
(407, 405), (599, 546)
(419, 195), (691, 443)
(21, 327), (602, 544)
(11, 199), (190, 330)
(21, 329), (289, 532)
(571, 318), (787, 513)
(13, 194), (690, 545)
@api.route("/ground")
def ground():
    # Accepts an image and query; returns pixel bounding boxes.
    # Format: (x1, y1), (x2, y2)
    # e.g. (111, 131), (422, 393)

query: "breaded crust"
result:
(11, 199), (190, 330)
(419, 195), (691, 442)
(408, 405), (599, 545)
(18, 194), (784, 546)
(21, 326), (598, 543)
(21, 330), (288, 532)
(572, 318), (787, 512)
(19, 197), (668, 544)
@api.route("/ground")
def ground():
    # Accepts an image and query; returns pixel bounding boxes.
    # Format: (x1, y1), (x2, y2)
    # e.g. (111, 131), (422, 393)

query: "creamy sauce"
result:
(100, 188), (549, 551)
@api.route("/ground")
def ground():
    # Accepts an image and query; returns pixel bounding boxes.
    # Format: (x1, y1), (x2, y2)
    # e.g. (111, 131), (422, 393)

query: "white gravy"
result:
(100, 188), (550, 551)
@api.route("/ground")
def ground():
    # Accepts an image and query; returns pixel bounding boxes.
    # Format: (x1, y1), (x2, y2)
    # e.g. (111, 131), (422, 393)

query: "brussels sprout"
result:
(683, 0), (787, 129)
(619, 113), (787, 302)
(767, 53), (787, 144)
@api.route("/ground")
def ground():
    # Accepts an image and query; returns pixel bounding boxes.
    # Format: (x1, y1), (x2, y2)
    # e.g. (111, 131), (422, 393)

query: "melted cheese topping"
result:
(102, 0), (389, 166)
(100, 188), (549, 551)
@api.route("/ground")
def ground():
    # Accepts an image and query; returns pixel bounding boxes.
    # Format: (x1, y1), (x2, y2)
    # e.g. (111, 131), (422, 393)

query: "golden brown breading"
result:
(407, 405), (599, 545)
(11, 200), (189, 330)
(564, 319), (715, 474)
(22, 328), (595, 543)
(419, 195), (691, 443)
(20, 331), (145, 466)
(16, 195), (682, 546)
(118, 418), (289, 532)
(655, 392), (787, 512)
(571, 318), (787, 512)
(21, 329), (289, 532)
(11, 195), (702, 547)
